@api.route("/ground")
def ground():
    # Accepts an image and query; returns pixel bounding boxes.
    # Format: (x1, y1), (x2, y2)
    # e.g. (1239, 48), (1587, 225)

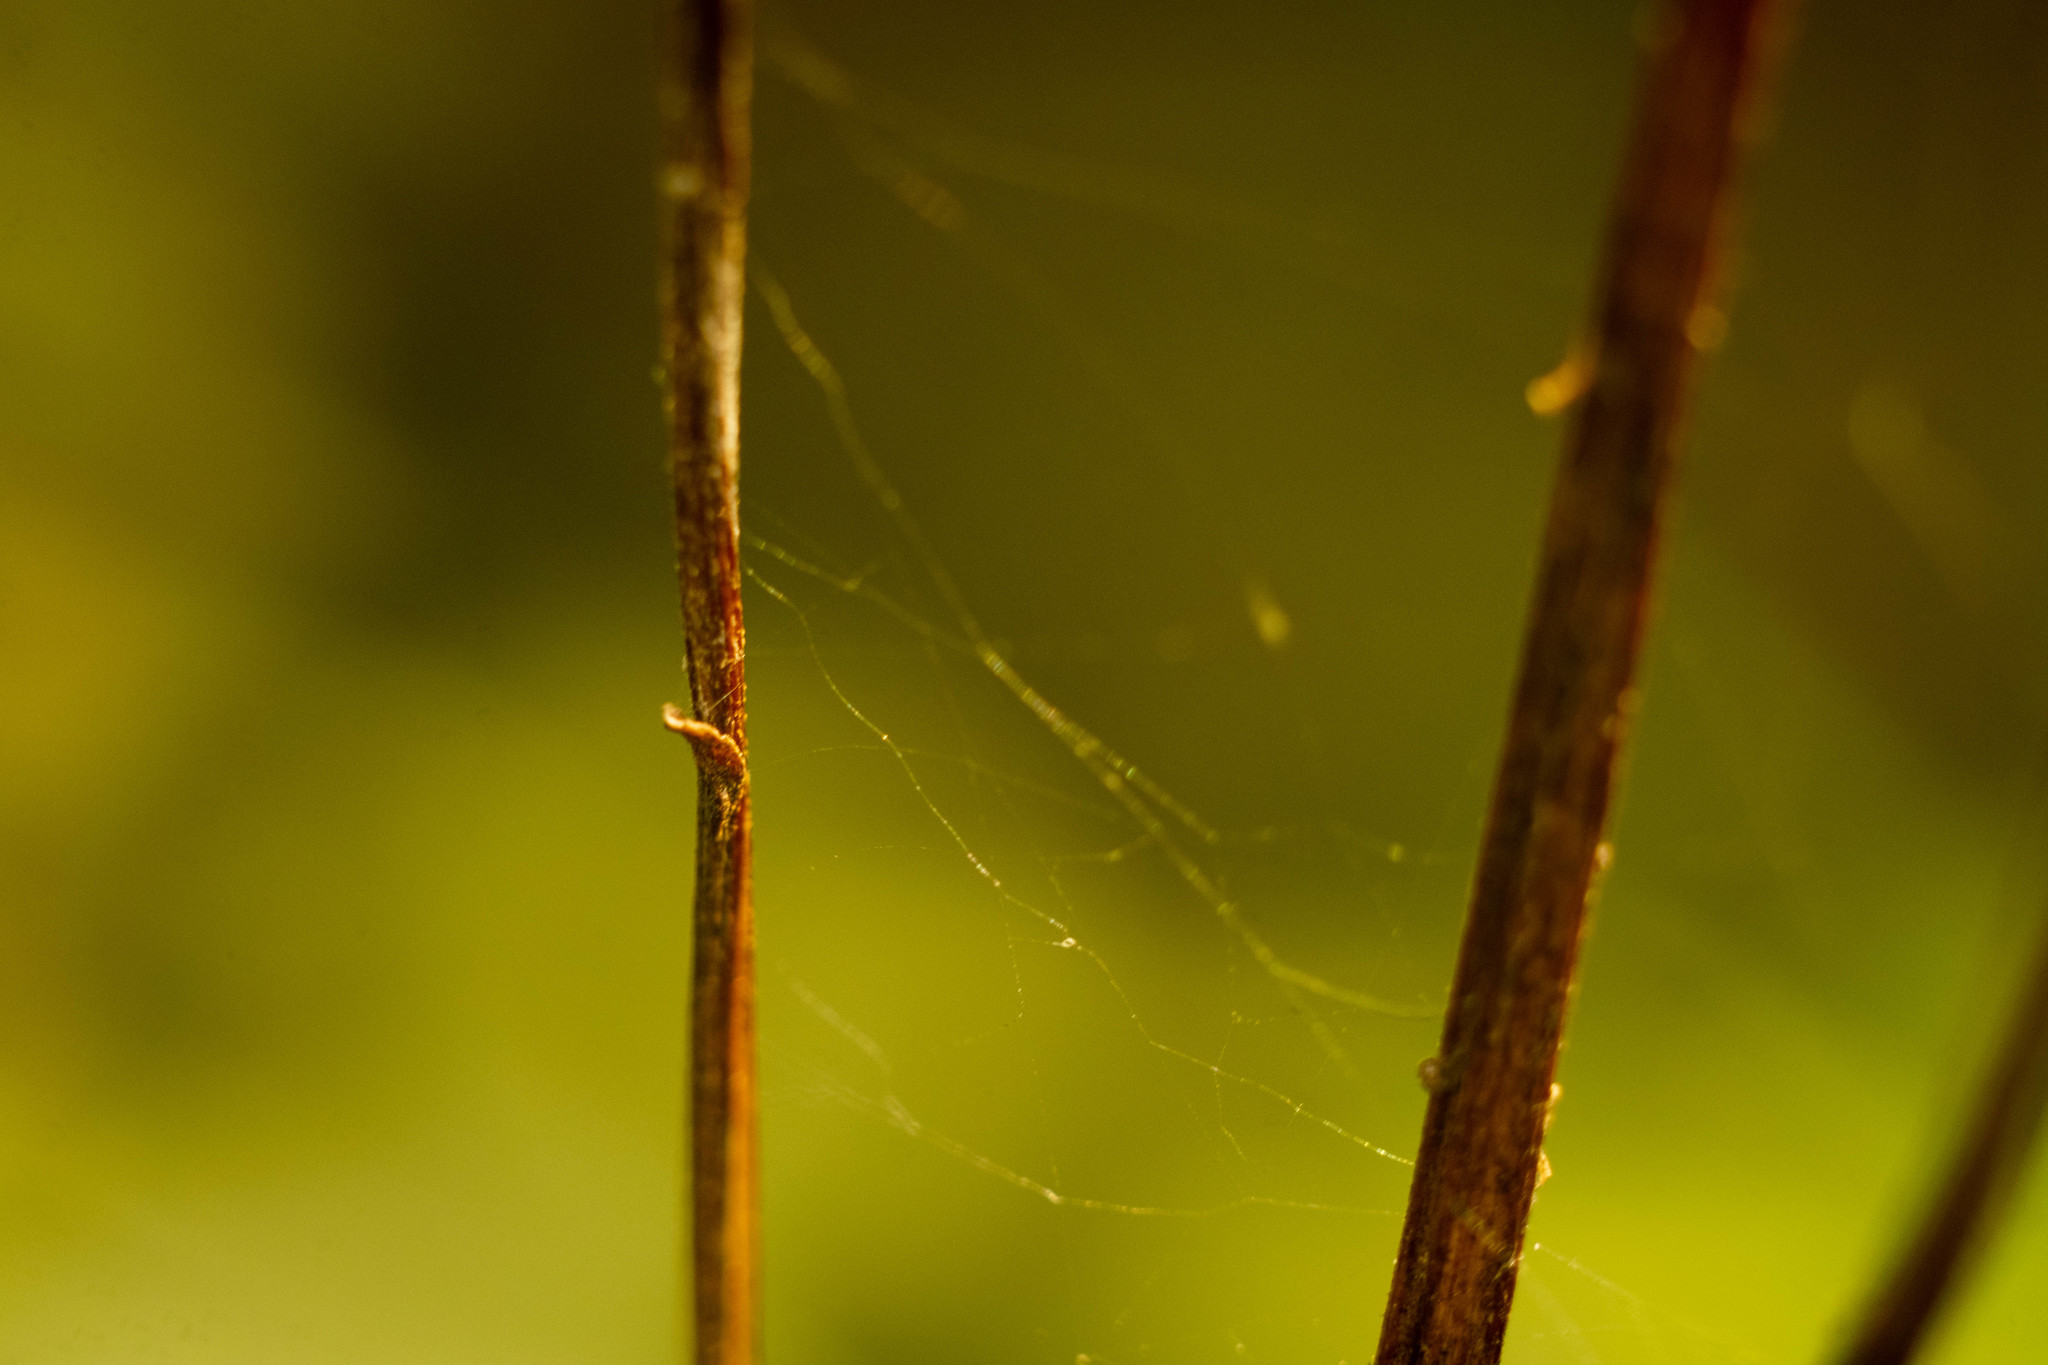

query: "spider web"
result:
(732, 26), (1844, 1361)
(729, 9), (2048, 1361)
(7, 3), (2045, 1361)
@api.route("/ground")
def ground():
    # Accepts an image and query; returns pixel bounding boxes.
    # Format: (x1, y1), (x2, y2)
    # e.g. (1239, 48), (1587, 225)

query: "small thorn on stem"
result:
(663, 703), (748, 785)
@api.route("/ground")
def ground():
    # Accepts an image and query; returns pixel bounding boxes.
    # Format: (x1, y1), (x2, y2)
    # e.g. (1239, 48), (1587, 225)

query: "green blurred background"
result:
(5, 0), (2048, 1360)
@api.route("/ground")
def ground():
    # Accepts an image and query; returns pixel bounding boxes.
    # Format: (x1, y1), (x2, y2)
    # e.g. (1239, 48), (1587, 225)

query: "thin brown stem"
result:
(1373, 4), (1782, 1362)
(1836, 912), (2048, 1365)
(660, 1), (756, 1363)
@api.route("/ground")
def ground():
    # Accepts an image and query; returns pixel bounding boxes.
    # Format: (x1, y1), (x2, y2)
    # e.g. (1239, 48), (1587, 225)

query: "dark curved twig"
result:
(1835, 914), (2048, 1365)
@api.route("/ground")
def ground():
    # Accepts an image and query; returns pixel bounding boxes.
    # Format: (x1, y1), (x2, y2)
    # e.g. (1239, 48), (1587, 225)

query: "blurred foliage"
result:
(3, 1), (2048, 1362)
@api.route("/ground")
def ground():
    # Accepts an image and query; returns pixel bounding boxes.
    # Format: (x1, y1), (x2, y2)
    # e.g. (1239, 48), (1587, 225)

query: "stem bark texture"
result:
(1373, 3), (1781, 1361)
(660, 1), (756, 1362)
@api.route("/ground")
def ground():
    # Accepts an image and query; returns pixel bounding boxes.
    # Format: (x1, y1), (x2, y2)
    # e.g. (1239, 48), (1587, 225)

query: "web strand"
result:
(748, 283), (1434, 1028)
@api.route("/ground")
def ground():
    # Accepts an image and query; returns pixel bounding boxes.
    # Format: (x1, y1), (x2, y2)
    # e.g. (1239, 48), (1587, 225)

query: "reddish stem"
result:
(660, 1), (757, 1362)
(1373, 4), (1782, 1361)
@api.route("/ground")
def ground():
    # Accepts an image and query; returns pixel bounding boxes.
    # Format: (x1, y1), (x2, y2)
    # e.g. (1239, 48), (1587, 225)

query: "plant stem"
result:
(1372, 4), (1781, 1362)
(1835, 913), (2048, 1365)
(660, 1), (756, 1362)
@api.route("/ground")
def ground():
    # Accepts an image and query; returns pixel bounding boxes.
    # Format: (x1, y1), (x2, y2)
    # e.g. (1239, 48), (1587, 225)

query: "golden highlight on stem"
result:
(1835, 914), (2048, 1365)
(1373, 4), (1781, 1362)
(660, 1), (756, 1362)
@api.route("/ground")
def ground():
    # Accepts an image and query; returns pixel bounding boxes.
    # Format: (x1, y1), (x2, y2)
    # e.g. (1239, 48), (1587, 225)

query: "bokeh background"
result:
(6, 1), (2048, 1360)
